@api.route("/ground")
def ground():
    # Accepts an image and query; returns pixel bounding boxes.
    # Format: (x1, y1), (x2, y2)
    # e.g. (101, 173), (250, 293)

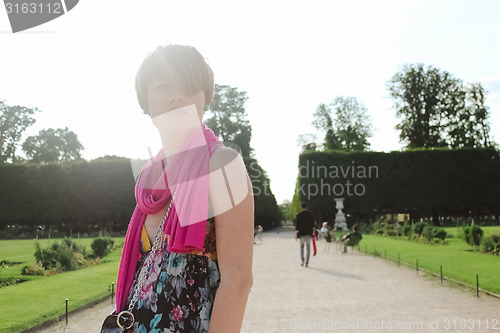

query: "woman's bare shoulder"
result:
(210, 146), (241, 171)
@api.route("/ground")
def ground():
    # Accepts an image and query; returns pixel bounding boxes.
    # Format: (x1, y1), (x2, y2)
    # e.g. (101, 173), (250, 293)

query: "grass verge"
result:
(0, 238), (123, 333)
(358, 234), (500, 296)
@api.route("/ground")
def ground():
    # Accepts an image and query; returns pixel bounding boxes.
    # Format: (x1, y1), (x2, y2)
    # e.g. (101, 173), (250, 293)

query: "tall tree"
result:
(312, 96), (373, 151)
(205, 85), (281, 228)
(279, 199), (292, 222)
(387, 63), (496, 149)
(22, 127), (84, 163)
(312, 103), (341, 150)
(245, 158), (281, 230)
(296, 133), (318, 153)
(0, 101), (39, 163)
(205, 84), (252, 157)
(447, 82), (495, 149)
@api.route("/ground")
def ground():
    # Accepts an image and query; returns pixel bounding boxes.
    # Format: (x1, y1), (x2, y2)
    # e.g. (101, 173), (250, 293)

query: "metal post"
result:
(476, 274), (479, 297)
(398, 253), (400, 266)
(65, 299), (68, 325)
(416, 259), (418, 274)
(440, 265), (443, 284)
(111, 282), (115, 304)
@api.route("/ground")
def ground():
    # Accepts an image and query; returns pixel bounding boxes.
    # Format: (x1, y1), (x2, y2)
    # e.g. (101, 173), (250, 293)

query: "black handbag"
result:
(100, 310), (135, 333)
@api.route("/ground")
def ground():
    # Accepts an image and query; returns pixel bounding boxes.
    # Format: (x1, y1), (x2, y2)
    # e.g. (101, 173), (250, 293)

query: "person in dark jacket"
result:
(340, 225), (363, 253)
(295, 203), (316, 267)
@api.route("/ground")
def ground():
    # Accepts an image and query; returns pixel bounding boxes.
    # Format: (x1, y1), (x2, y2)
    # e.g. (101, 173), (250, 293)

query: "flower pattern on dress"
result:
(199, 301), (212, 331)
(126, 216), (220, 333)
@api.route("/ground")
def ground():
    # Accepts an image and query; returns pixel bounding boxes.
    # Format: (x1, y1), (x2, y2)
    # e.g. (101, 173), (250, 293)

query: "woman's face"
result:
(146, 80), (205, 120)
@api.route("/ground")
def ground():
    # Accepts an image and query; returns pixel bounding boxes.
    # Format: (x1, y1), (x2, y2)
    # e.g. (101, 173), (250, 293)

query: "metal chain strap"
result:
(127, 196), (174, 313)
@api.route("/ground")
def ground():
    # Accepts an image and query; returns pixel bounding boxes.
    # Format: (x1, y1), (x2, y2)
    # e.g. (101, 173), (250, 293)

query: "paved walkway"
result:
(36, 226), (499, 332)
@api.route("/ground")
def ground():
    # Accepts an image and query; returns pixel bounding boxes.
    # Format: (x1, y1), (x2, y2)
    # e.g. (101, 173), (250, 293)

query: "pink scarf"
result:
(115, 123), (223, 312)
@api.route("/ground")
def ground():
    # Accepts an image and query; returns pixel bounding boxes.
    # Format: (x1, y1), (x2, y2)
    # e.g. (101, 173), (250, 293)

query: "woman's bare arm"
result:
(208, 146), (254, 333)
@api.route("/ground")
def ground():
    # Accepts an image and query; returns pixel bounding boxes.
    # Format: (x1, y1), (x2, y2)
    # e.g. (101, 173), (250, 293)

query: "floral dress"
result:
(126, 216), (220, 333)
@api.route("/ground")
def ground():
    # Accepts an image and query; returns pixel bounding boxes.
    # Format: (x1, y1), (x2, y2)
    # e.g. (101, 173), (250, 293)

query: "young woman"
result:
(103, 44), (254, 333)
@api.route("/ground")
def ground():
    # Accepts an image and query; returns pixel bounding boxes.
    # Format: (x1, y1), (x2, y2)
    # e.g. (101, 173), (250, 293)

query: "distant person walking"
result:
(295, 203), (316, 267)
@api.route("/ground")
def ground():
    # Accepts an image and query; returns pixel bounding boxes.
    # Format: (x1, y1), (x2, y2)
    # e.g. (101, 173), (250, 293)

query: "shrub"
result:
(34, 238), (88, 272)
(422, 226), (434, 242)
(414, 222), (429, 236)
(481, 234), (500, 255)
(433, 227), (447, 240)
(410, 234), (420, 242)
(88, 258), (101, 266)
(91, 237), (114, 258)
(21, 262), (46, 276)
(34, 242), (58, 269)
(401, 222), (412, 236)
(360, 222), (374, 234)
(0, 261), (6, 277)
(57, 245), (77, 271)
(386, 230), (398, 237)
(0, 277), (24, 287)
(73, 252), (89, 268)
(372, 219), (401, 237)
(463, 224), (483, 246)
(372, 219), (383, 231)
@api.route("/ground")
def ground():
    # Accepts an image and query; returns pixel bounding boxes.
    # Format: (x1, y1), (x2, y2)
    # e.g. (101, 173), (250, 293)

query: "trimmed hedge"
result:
(296, 147), (500, 222)
(0, 159), (136, 234)
(0, 157), (281, 233)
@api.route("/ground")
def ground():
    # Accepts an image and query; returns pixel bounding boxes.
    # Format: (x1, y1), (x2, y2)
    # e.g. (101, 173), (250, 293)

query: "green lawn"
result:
(358, 233), (500, 296)
(0, 237), (123, 263)
(0, 237), (124, 333)
(443, 225), (500, 238)
(2, 231), (500, 332)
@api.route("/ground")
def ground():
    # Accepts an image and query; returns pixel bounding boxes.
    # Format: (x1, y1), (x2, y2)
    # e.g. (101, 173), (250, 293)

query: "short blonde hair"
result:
(135, 44), (215, 111)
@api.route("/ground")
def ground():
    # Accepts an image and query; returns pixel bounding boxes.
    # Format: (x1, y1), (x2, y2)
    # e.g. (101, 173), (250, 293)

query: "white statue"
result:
(334, 198), (348, 231)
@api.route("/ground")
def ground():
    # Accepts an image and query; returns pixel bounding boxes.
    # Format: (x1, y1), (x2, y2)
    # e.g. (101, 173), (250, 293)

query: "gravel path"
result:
(35, 226), (500, 332)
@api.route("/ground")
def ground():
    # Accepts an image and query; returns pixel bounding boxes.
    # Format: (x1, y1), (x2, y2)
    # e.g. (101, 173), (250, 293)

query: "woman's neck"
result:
(159, 130), (192, 163)
(151, 104), (205, 163)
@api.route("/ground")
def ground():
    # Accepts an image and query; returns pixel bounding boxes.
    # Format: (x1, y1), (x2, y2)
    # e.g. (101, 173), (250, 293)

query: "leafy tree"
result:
(204, 84), (252, 157)
(22, 127), (84, 163)
(448, 82), (496, 149)
(91, 155), (129, 162)
(296, 133), (318, 153)
(0, 100), (39, 163)
(312, 103), (340, 150)
(387, 64), (496, 149)
(58, 127), (84, 160)
(278, 199), (292, 221)
(290, 176), (304, 222)
(312, 96), (373, 151)
(206, 85), (281, 228)
(245, 158), (281, 230)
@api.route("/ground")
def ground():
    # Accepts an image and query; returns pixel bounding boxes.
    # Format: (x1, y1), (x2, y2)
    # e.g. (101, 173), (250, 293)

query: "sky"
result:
(1, 0), (500, 204)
